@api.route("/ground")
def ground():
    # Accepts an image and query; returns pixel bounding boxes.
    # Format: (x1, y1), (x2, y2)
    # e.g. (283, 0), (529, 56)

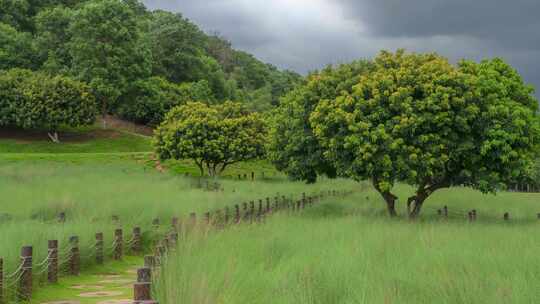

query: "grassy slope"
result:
(0, 156), (352, 300)
(156, 189), (540, 304)
(0, 126), (152, 153)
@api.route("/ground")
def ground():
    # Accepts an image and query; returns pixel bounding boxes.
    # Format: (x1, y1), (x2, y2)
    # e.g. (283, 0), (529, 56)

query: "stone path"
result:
(31, 257), (142, 304)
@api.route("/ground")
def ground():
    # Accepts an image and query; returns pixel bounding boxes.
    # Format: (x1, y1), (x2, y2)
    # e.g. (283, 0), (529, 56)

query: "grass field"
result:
(2, 128), (539, 303)
(0, 155), (352, 301)
(155, 188), (540, 304)
(0, 126), (152, 153)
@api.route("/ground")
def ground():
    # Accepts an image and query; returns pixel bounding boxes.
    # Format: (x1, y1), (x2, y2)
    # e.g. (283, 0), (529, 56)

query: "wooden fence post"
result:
(205, 212), (211, 226)
(224, 206), (230, 225)
(96, 233), (104, 264)
(251, 172), (255, 181)
(250, 201), (255, 223)
(19, 246), (32, 301)
(114, 229), (123, 260)
(58, 212), (66, 223)
(172, 217), (179, 231)
(144, 255), (155, 268)
(69, 236), (80, 276)
(242, 203), (248, 222)
(134, 267), (152, 303)
(504, 212), (510, 221)
(0, 257), (3, 304)
(152, 218), (160, 229)
(443, 206), (448, 218)
(48, 240), (58, 284)
(132, 227), (142, 254)
(235, 204), (240, 224)
(266, 198), (271, 214)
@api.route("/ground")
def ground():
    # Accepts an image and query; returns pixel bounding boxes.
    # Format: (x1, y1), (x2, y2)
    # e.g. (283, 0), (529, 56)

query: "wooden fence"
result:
(0, 189), (348, 303)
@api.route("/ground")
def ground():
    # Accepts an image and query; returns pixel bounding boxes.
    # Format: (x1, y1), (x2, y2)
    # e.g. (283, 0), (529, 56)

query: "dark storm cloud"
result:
(143, 0), (540, 96)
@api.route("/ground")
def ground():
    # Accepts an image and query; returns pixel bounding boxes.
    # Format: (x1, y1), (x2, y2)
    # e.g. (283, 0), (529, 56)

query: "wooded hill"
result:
(0, 0), (301, 126)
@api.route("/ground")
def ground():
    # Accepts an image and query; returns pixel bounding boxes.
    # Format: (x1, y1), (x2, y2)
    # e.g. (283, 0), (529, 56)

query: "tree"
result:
(148, 10), (207, 83)
(0, 69), (97, 142)
(154, 101), (266, 177)
(0, 22), (37, 70)
(116, 77), (186, 126)
(35, 6), (74, 74)
(268, 61), (374, 183)
(68, 0), (151, 121)
(310, 50), (540, 217)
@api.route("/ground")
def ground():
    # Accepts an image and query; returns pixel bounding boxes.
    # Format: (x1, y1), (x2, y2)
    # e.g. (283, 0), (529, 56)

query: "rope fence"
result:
(1, 187), (537, 304)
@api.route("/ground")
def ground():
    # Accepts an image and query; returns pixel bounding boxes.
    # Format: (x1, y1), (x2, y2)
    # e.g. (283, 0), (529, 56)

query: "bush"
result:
(154, 101), (266, 176)
(0, 68), (97, 142)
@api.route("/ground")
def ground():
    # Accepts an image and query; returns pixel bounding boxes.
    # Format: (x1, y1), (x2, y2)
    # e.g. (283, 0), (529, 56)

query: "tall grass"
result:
(0, 159), (355, 280)
(155, 190), (540, 304)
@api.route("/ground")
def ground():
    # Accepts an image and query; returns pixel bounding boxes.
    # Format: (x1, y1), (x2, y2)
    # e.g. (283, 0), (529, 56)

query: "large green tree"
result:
(35, 6), (74, 74)
(148, 10), (207, 83)
(0, 22), (37, 70)
(154, 101), (266, 176)
(68, 0), (151, 121)
(0, 69), (97, 142)
(310, 50), (540, 217)
(268, 61), (374, 183)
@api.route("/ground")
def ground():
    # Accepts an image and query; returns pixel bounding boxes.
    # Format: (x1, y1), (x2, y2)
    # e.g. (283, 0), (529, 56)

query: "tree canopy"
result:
(0, 69), (97, 141)
(154, 101), (266, 176)
(268, 60), (374, 183)
(309, 50), (539, 217)
(0, 0), (299, 130)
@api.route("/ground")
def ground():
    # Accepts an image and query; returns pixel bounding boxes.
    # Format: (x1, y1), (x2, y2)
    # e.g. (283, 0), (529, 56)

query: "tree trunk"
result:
(47, 132), (60, 143)
(101, 98), (108, 129)
(381, 192), (398, 217)
(408, 199), (425, 219)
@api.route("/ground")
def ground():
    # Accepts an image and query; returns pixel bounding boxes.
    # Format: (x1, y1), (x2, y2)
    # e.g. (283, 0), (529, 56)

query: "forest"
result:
(0, 0), (302, 129)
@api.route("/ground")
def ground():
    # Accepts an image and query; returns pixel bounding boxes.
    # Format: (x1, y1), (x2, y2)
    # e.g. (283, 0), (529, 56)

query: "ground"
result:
(1, 124), (539, 304)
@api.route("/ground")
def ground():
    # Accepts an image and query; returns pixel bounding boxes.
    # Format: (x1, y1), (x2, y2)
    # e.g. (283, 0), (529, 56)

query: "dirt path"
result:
(31, 257), (143, 304)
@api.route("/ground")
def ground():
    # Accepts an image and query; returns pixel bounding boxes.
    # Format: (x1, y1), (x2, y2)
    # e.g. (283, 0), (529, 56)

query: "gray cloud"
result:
(143, 0), (540, 97)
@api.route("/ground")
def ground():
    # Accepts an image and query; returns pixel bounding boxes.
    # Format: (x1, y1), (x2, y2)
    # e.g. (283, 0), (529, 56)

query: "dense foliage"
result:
(0, 0), (300, 128)
(268, 61), (374, 183)
(154, 102), (266, 176)
(310, 50), (540, 217)
(0, 69), (97, 141)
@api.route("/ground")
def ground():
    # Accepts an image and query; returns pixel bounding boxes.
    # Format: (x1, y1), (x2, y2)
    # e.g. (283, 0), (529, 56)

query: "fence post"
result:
(250, 201), (255, 223)
(58, 212), (66, 223)
(152, 218), (160, 229)
(48, 240), (58, 284)
(132, 227), (142, 254)
(19, 246), (32, 301)
(205, 212), (211, 226)
(69, 236), (80, 276)
(144, 255), (156, 268)
(443, 206), (448, 218)
(134, 267), (152, 303)
(96, 233), (104, 264)
(224, 206), (230, 225)
(172, 217), (179, 231)
(266, 198), (271, 214)
(0, 257), (3, 304)
(251, 172), (255, 181)
(242, 203), (248, 222)
(114, 229), (123, 260)
(235, 205), (240, 224)
(504, 212), (510, 221)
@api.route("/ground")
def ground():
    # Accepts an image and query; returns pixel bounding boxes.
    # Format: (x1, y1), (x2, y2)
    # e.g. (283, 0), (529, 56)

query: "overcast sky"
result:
(143, 0), (540, 96)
